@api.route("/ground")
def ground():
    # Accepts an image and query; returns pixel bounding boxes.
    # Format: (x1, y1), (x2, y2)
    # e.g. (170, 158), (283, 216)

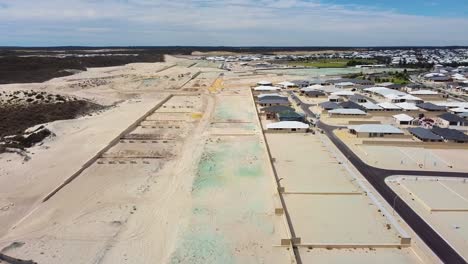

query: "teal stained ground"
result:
(170, 138), (271, 263)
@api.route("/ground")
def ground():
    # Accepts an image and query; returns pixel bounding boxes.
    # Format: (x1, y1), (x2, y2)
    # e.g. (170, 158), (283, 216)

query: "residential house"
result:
(437, 113), (467, 127)
(407, 127), (443, 142)
(348, 124), (405, 138)
(266, 121), (309, 132)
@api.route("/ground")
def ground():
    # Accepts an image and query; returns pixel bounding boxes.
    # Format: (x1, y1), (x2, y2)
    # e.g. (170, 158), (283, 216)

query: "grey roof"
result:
(416, 102), (446, 111)
(261, 105), (294, 113)
(348, 124), (404, 134)
(258, 95), (289, 102)
(438, 113), (466, 123)
(329, 108), (367, 115)
(304, 90), (325, 96)
(339, 101), (365, 110)
(360, 102), (383, 110)
(386, 84), (404, 90)
(292, 80), (311, 86)
(408, 127), (443, 141)
(259, 99), (290, 105)
(319, 101), (341, 110)
(429, 76), (451, 81)
(406, 84), (425, 89)
(349, 94), (367, 102)
(431, 126), (468, 142)
(278, 111), (304, 119)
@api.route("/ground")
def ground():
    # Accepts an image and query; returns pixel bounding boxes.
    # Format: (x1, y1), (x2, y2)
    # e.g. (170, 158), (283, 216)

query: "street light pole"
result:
(392, 195), (398, 216)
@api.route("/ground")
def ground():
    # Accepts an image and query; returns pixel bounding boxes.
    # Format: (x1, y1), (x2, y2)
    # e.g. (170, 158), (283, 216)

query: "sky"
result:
(1, 0), (468, 46)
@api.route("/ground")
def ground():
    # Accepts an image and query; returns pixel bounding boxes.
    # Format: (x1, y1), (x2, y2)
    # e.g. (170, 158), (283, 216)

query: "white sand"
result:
(0, 61), (295, 263)
(388, 177), (468, 261)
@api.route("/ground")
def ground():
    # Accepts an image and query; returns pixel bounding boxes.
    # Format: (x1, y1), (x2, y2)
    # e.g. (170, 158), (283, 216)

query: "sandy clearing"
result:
(263, 132), (427, 262)
(0, 98), (164, 236)
(354, 145), (468, 172)
(167, 75), (293, 263)
(266, 133), (360, 194)
(388, 177), (468, 261)
(299, 247), (423, 263)
(0, 89), (211, 264)
(284, 194), (401, 244)
(400, 181), (468, 211)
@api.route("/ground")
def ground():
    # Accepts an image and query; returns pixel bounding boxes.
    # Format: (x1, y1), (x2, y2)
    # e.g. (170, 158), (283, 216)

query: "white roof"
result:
(267, 121), (309, 129)
(424, 73), (445, 78)
(378, 82), (395, 87)
(433, 101), (468, 108)
(409, 90), (438, 95)
(364, 87), (406, 97)
(331, 90), (355, 96)
(378, 102), (401, 110)
(449, 107), (468, 113)
(329, 109), (366, 115)
(277, 81), (296, 87)
(336, 82), (355, 86)
(257, 93), (286, 98)
(393, 114), (414, 122)
(308, 84), (325, 89)
(400, 94), (422, 101)
(254, 86), (281, 91)
(257, 80), (272, 85)
(395, 102), (419, 110)
(301, 84), (325, 92)
(348, 124), (404, 134)
(360, 102), (383, 110)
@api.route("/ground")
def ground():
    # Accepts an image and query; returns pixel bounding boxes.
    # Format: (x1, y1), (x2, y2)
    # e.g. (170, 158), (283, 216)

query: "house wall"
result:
(329, 114), (369, 118)
(369, 110), (421, 117)
(353, 131), (408, 138)
(414, 94), (443, 100)
(259, 102), (291, 107)
(265, 128), (308, 133)
(436, 118), (451, 127)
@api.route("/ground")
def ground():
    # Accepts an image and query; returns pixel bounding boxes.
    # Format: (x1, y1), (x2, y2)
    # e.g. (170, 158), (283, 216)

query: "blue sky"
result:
(327, 0), (468, 17)
(1, 0), (468, 46)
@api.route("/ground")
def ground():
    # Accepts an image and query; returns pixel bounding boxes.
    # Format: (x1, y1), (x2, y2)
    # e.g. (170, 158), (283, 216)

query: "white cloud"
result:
(0, 0), (467, 46)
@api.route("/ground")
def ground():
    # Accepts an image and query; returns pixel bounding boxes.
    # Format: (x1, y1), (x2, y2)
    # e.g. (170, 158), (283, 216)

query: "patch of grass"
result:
(288, 59), (349, 68)
(287, 58), (378, 68)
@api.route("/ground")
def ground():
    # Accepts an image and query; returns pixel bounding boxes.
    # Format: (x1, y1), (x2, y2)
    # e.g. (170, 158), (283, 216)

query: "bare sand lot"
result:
(0, 98), (164, 236)
(353, 145), (468, 172)
(333, 129), (468, 173)
(267, 134), (360, 194)
(285, 194), (402, 245)
(299, 247), (423, 264)
(167, 74), (293, 263)
(0, 80), (211, 263)
(388, 176), (468, 261)
(169, 136), (290, 263)
(265, 133), (426, 262)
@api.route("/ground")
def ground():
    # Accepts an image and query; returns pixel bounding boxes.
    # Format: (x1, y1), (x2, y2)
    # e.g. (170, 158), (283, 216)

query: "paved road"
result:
(290, 92), (468, 264)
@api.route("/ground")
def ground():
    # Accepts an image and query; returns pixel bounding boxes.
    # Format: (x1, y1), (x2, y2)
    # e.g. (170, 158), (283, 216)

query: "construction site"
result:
(0, 55), (467, 264)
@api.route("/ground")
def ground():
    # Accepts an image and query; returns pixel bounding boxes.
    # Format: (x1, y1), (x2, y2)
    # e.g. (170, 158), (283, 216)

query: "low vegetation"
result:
(0, 90), (105, 151)
(286, 58), (378, 68)
(0, 49), (166, 84)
